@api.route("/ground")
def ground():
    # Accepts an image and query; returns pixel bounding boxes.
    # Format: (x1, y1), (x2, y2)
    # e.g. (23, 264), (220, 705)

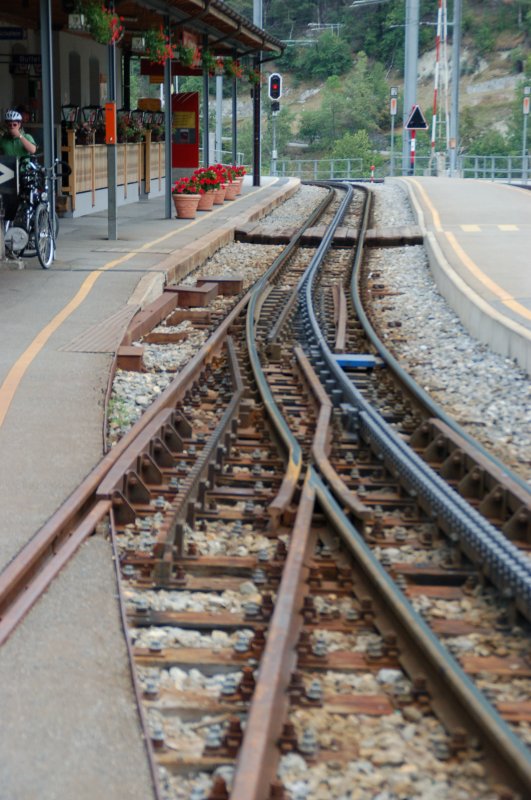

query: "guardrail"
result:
(272, 154), (531, 183)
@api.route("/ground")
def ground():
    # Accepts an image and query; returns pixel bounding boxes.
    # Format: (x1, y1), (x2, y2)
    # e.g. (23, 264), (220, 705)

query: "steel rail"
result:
(230, 470), (316, 800)
(0, 184), (338, 640)
(300, 184), (531, 620)
(294, 345), (371, 529)
(244, 187), (337, 528)
(311, 467), (531, 796)
(0, 290), (253, 643)
(350, 189), (531, 498)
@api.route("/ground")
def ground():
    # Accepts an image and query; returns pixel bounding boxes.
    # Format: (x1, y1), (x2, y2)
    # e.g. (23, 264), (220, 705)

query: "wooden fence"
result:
(61, 130), (165, 212)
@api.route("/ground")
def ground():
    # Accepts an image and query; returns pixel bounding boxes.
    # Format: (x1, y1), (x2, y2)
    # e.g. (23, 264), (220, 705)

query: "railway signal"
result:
(268, 73), (282, 101)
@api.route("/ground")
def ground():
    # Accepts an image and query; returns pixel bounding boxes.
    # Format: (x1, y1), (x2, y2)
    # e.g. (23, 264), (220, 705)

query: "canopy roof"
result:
(0, 1), (284, 59)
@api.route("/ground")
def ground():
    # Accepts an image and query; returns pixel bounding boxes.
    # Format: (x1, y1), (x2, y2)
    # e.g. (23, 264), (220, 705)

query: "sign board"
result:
(172, 93), (199, 168)
(390, 97), (397, 116)
(0, 27), (26, 40)
(524, 96), (530, 116)
(10, 53), (41, 76)
(405, 104), (428, 130)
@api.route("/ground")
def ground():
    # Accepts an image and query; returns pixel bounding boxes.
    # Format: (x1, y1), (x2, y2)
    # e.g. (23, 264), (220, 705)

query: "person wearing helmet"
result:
(1, 110), (37, 157)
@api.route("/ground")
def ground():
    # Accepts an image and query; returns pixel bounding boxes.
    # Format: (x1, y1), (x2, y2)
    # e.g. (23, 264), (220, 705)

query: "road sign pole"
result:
(522, 87), (530, 184)
(390, 88), (398, 177)
(410, 129), (416, 175)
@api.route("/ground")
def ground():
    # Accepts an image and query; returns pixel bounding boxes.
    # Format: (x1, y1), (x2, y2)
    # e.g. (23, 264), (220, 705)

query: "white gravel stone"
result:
(368, 182), (531, 483)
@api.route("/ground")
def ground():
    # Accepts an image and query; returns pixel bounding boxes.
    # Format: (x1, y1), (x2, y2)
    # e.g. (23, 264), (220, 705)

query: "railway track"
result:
(0, 181), (530, 799)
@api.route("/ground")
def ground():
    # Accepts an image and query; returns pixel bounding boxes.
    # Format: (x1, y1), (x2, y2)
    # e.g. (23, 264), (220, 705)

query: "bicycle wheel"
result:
(34, 203), (54, 269)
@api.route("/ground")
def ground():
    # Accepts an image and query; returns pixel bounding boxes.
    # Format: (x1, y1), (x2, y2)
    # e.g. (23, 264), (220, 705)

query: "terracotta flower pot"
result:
(173, 193), (201, 219)
(197, 191), (215, 211)
(213, 184), (227, 204)
(234, 176), (244, 195)
(224, 181), (239, 201)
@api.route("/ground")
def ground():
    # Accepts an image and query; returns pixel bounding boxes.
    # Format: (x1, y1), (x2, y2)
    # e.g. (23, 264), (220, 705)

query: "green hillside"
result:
(227, 0), (531, 164)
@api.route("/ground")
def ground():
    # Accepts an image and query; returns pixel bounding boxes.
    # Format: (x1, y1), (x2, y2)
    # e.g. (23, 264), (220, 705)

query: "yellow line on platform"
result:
(408, 178), (531, 324)
(444, 230), (531, 321)
(0, 184), (273, 428)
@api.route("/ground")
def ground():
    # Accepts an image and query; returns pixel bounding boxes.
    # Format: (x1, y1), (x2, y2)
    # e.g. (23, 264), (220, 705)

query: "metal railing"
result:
(458, 154), (530, 183)
(270, 153), (531, 184)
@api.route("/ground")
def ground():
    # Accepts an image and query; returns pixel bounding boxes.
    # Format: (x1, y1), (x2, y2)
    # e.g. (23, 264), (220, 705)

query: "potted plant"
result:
(233, 164), (246, 193)
(192, 167), (222, 211)
(222, 165), (240, 200)
(148, 123), (164, 142)
(171, 176), (201, 218)
(144, 26), (174, 64)
(85, 3), (124, 45)
(126, 117), (145, 142)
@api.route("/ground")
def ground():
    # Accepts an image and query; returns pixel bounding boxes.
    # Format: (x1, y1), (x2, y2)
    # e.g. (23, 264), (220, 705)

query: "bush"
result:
(293, 31), (352, 81)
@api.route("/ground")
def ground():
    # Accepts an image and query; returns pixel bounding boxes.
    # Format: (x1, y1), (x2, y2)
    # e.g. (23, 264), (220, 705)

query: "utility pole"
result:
(449, 0), (462, 176)
(402, 0), (419, 174)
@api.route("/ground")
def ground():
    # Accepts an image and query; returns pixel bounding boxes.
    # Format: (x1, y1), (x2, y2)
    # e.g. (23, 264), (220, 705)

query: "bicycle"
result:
(4, 157), (70, 269)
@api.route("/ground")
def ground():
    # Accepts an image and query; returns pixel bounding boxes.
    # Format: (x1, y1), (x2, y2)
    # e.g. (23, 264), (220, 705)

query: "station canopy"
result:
(0, 0), (284, 60)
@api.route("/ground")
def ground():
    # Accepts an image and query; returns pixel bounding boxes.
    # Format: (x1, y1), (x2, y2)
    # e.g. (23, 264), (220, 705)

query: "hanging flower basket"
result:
(201, 49), (217, 75)
(247, 68), (262, 86)
(175, 43), (196, 68)
(144, 27), (174, 64)
(85, 3), (124, 45)
(224, 58), (243, 80)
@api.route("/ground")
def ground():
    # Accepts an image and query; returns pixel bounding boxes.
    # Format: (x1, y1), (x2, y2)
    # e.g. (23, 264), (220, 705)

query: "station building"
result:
(0, 2), (283, 217)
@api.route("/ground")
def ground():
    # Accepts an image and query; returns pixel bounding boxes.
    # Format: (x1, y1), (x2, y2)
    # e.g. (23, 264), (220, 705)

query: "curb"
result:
(395, 177), (531, 376)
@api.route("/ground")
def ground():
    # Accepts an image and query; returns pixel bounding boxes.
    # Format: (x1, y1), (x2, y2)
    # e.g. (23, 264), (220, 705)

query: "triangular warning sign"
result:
(405, 105), (428, 130)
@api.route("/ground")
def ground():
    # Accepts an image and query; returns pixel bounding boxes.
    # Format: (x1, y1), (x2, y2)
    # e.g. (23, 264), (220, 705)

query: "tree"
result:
(293, 31), (352, 80)
(331, 129), (382, 169)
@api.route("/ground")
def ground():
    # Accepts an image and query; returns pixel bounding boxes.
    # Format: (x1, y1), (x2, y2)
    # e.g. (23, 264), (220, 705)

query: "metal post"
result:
(402, 0), (419, 174)
(449, 0), (462, 176)
(232, 74), (238, 164)
(203, 36), (210, 166)
(107, 38), (117, 240)
(522, 86), (530, 184)
(164, 18), (173, 218)
(40, 0), (55, 254)
(253, 0), (262, 185)
(252, 60), (261, 186)
(215, 74), (223, 162)
(390, 87), (398, 177)
(271, 110), (277, 176)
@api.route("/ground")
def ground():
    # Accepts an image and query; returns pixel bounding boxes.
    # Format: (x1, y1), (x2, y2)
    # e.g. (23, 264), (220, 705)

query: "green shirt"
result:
(0, 130), (36, 158)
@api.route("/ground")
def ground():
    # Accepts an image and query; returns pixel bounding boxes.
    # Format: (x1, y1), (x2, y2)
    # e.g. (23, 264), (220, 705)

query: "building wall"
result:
(0, 21), (122, 124)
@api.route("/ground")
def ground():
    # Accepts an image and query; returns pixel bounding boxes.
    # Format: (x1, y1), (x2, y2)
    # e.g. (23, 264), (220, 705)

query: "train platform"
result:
(0, 175), (299, 800)
(398, 176), (531, 375)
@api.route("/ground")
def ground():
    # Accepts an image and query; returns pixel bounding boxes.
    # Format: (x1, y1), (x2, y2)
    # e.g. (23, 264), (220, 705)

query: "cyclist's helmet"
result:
(5, 110), (22, 122)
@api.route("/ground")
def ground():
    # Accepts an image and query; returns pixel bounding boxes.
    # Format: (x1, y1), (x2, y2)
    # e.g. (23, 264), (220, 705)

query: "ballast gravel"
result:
(108, 182), (530, 489)
(368, 182), (531, 483)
